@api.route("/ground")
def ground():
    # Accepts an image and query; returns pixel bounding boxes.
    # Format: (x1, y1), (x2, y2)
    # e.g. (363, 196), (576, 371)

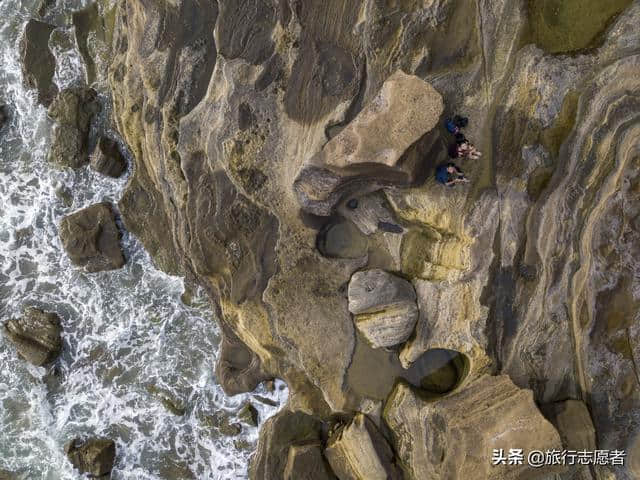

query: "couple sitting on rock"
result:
(436, 114), (482, 187)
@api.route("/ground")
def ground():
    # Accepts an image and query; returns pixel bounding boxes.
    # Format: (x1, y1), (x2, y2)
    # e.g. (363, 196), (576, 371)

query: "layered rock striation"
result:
(103, 0), (640, 478)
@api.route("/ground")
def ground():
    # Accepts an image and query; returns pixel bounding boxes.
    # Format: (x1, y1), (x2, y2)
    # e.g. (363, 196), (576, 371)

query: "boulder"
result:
(324, 413), (402, 480)
(284, 444), (336, 480)
(238, 403), (259, 426)
(319, 71), (442, 169)
(48, 87), (100, 169)
(20, 19), (57, 106)
(383, 375), (565, 480)
(250, 410), (324, 480)
(294, 71), (443, 216)
(338, 193), (402, 236)
(2, 307), (62, 366)
(347, 269), (418, 348)
(59, 202), (125, 272)
(90, 137), (127, 177)
(65, 438), (116, 478)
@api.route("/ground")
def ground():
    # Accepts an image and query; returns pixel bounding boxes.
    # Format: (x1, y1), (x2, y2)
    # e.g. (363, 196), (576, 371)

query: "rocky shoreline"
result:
(3, 0), (640, 478)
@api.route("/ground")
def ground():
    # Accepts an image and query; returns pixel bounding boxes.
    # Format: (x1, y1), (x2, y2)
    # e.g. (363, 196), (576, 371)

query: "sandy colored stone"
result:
(348, 269), (418, 348)
(383, 375), (564, 480)
(325, 413), (401, 480)
(284, 444), (336, 480)
(320, 71), (442, 169)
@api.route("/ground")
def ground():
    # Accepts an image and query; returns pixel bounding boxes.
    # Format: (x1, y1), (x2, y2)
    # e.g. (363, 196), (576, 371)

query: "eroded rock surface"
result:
(249, 410), (324, 480)
(384, 375), (564, 479)
(2, 307), (62, 366)
(20, 19), (57, 106)
(348, 269), (418, 349)
(284, 444), (336, 480)
(105, 0), (640, 478)
(59, 202), (124, 272)
(90, 137), (126, 177)
(325, 413), (401, 480)
(48, 87), (100, 169)
(65, 437), (116, 478)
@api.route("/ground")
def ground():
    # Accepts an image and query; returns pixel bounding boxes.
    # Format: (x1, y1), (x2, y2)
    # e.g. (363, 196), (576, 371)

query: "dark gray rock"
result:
(2, 307), (62, 366)
(0, 104), (10, 131)
(90, 137), (126, 178)
(20, 19), (57, 106)
(48, 87), (100, 169)
(59, 202), (125, 272)
(65, 438), (115, 478)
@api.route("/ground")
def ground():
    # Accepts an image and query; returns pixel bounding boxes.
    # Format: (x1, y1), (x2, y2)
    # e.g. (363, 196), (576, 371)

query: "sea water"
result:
(0, 1), (286, 478)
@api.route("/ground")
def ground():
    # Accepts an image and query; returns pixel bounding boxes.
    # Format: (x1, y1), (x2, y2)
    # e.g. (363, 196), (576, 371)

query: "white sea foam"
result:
(0, 2), (286, 478)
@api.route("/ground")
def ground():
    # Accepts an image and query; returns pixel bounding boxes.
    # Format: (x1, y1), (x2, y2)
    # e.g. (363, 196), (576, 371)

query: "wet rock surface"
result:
(105, 0), (640, 478)
(48, 87), (100, 169)
(59, 202), (124, 273)
(90, 137), (126, 177)
(2, 307), (62, 366)
(0, 104), (10, 131)
(348, 269), (418, 349)
(65, 437), (116, 478)
(20, 19), (57, 106)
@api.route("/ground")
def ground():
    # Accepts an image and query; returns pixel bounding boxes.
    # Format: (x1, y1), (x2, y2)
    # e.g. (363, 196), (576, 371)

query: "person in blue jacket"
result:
(436, 162), (469, 187)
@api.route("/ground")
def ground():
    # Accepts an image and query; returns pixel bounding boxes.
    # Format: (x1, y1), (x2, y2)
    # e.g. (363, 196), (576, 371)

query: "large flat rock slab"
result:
(59, 202), (125, 272)
(383, 375), (565, 480)
(325, 413), (402, 480)
(320, 71), (443, 169)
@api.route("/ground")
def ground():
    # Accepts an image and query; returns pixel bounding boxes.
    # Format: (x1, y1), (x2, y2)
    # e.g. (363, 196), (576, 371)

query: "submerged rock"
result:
(20, 19), (57, 106)
(348, 269), (418, 348)
(284, 444), (336, 480)
(65, 437), (115, 478)
(250, 410), (324, 480)
(59, 202), (125, 272)
(325, 413), (402, 480)
(383, 375), (564, 479)
(48, 87), (100, 169)
(0, 470), (18, 480)
(0, 104), (10, 131)
(2, 307), (62, 366)
(90, 137), (127, 178)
